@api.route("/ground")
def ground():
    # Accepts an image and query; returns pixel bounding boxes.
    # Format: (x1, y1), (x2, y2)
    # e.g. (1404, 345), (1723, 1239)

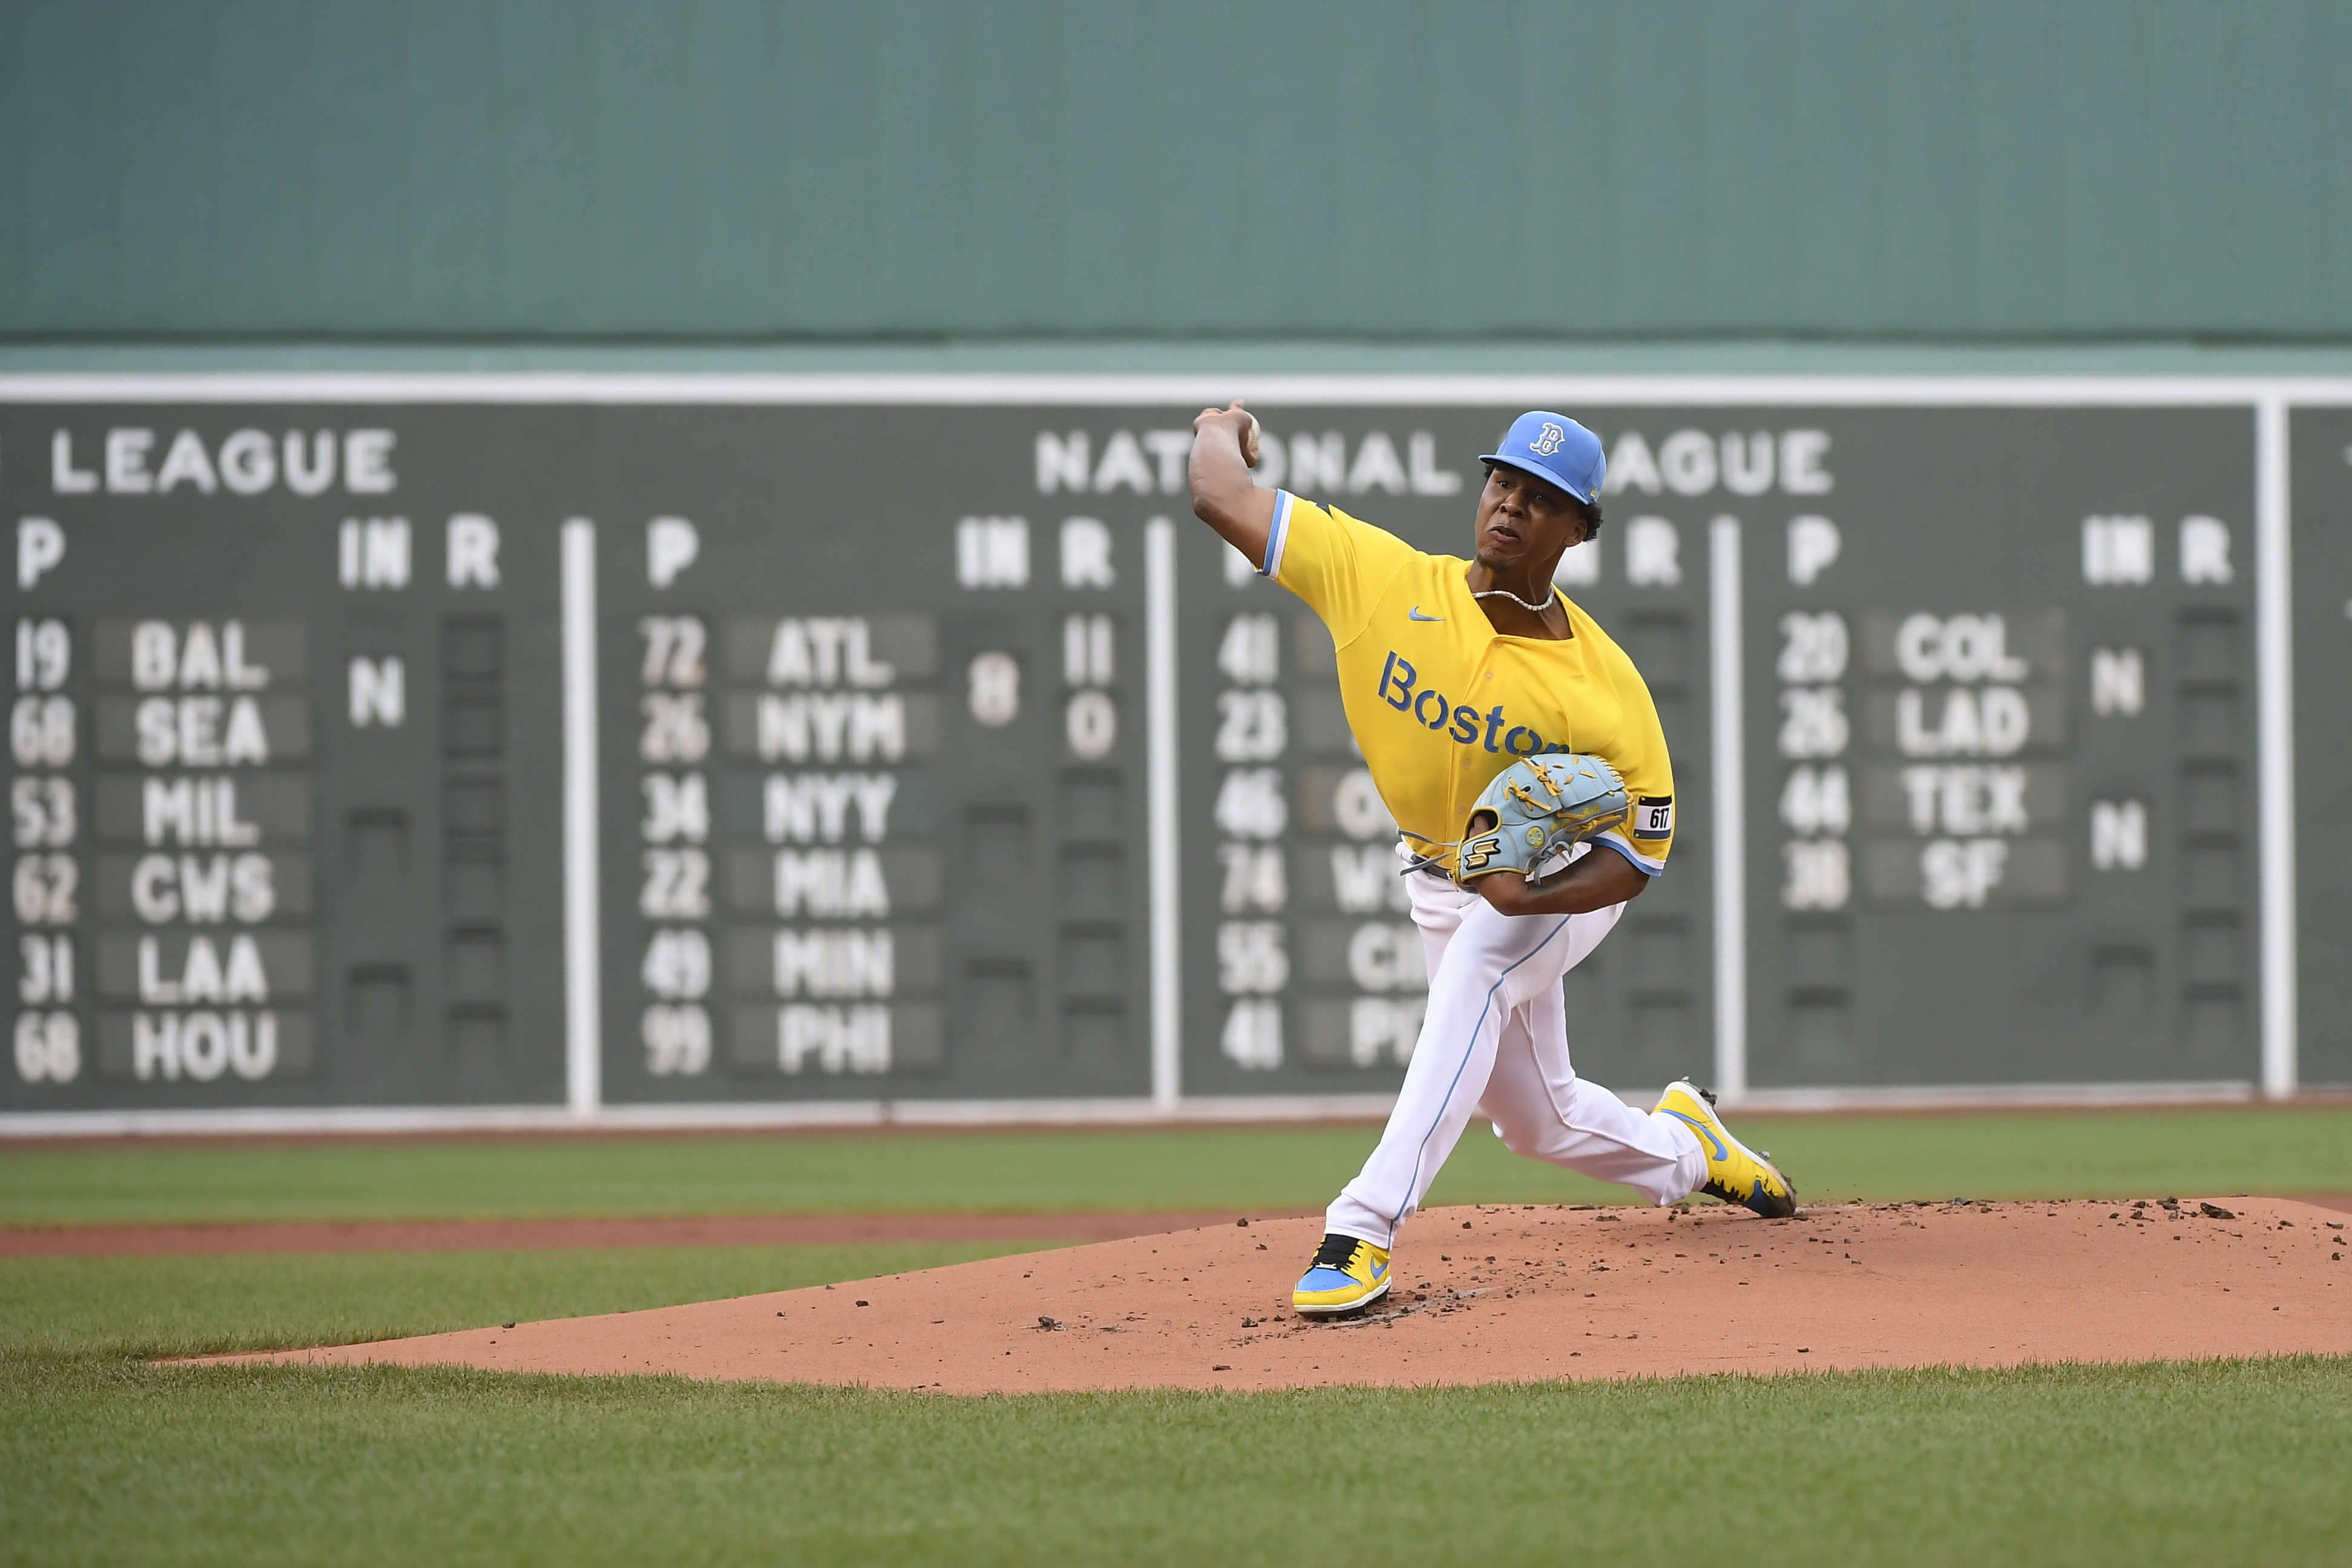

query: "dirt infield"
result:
(0, 1211), (1267, 1258)
(206, 1197), (2352, 1391)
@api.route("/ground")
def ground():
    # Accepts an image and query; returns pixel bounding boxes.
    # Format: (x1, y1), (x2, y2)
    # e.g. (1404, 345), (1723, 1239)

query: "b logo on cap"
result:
(1530, 422), (1566, 456)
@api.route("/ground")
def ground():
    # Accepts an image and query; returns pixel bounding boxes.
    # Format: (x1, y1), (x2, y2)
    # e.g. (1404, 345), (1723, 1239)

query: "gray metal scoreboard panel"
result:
(1730, 407), (2261, 1089)
(583, 407), (1154, 1103)
(5, 405), (571, 1111)
(0, 381), (2327, 1126)
(597, 403), (1710, 1104)
(2292, 407), (2352, 1088)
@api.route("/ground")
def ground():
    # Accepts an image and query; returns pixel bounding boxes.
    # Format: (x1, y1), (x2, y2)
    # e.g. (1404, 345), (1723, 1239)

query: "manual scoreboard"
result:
(7, 410), (570, 1111)
(1727, 407), (2260, 1089)
(2, 386), (2327, 1121)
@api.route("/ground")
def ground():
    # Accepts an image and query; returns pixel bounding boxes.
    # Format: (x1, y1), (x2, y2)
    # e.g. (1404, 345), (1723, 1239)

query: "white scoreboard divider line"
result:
(0, 372), (2322, 407)
(1145, 516), (1181, 1110)
(560, 519), (602, 1116)
(1708, 516), (1747, 1105)
(2255, 395), (2296, 1099)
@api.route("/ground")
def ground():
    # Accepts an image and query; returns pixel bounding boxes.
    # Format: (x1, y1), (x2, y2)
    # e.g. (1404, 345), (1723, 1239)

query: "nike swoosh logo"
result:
(1407, 606), (1444, 622)
(1370, 1262), (1387, 1280)
(1660, 1107), (1728, 1163)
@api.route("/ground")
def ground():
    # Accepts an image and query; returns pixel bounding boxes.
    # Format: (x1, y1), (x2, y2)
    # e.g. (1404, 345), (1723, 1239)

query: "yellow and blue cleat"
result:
(1292, 1233), (1392, 1316)
(1655, 1079), (1798, 1219)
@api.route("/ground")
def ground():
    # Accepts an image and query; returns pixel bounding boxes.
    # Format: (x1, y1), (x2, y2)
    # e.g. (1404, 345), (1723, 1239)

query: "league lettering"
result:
(51, 428), (395, 496)
(1039, 428), (1461, 498)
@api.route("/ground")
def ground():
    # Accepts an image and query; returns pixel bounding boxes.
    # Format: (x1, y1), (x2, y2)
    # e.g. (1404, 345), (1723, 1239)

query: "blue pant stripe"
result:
(1385, 914), (1575, 1238)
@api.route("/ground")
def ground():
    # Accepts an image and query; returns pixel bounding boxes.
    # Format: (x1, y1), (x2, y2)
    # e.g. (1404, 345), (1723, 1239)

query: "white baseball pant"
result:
(1325, 848), (1707, 1248)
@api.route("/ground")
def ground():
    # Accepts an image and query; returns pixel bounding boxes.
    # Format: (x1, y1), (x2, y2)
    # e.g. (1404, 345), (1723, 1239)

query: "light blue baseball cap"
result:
(1480, 412), (1605, 506)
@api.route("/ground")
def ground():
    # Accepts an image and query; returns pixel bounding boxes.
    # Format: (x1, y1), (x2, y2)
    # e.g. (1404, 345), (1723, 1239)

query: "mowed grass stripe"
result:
(5, 1356), (2348, 1568)
(0, 1241), (1066, 1360)
(8, 1106), (2351, 1227)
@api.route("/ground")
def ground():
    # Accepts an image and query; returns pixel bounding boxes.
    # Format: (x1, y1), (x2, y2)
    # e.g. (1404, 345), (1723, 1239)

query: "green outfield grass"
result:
(7, 1110), (2350, 1565)
(4, 1354), (2348, 1568)
(0, 1241), (1061, 1360)
(4, 1105), (2350, 1227)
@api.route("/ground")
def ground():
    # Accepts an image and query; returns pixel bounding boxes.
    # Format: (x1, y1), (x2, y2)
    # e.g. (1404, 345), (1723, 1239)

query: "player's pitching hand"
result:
(1192, 399), (1261, 469)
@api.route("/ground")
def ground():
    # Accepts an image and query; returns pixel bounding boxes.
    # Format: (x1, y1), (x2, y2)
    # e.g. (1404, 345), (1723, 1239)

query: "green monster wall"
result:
(4, 0), (2349, 345)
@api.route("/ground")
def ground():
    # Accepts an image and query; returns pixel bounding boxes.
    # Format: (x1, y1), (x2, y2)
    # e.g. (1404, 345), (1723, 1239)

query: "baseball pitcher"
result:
(1188, 403), (1797, 1317)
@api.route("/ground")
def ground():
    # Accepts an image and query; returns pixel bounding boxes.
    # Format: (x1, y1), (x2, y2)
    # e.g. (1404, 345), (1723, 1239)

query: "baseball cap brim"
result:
(1477, 451), (1595, 507)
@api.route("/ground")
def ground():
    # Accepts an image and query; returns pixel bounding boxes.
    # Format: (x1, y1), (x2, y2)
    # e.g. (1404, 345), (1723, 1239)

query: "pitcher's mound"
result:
(208, 1199), (2352, 1392)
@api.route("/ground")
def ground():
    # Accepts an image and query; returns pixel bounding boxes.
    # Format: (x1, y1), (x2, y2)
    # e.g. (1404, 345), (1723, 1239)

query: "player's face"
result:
(1474, 462), (1587, 571)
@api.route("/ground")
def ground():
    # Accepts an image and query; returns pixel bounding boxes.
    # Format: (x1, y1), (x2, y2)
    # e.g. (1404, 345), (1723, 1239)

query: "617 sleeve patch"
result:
(1632, 796), (1674, 839)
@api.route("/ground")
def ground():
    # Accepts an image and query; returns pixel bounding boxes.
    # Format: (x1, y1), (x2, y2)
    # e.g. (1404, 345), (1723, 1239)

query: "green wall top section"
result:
(4, 0), (2349, 344)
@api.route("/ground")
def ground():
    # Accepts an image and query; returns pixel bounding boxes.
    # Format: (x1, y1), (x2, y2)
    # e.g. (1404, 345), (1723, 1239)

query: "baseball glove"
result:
(1455, 753), (1630, 882)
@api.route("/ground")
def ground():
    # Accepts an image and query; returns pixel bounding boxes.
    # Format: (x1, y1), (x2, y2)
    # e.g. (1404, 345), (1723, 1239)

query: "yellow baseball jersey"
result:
(1262, 490), (1677, 877)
